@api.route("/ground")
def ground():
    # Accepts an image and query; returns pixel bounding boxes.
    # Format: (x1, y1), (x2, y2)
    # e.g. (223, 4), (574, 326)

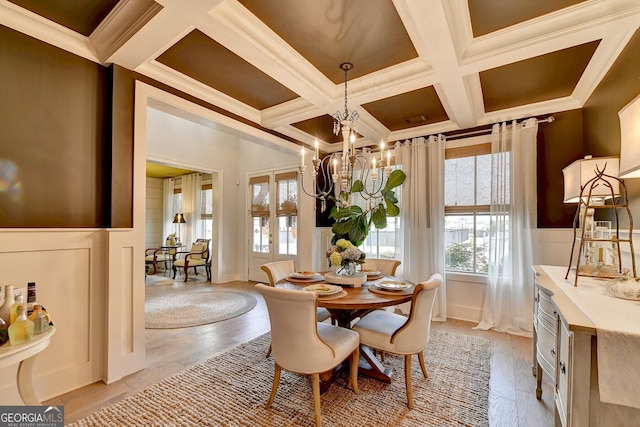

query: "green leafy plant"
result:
(329, 169), (406, 246)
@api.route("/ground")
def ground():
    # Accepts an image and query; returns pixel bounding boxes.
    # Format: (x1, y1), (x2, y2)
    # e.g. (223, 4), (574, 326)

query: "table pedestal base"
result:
(318, 345), (393, 393)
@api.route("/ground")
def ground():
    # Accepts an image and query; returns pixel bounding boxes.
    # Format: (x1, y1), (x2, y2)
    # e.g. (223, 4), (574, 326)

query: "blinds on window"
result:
(250, 175), (270, 217)
(275, 171), (297, 216)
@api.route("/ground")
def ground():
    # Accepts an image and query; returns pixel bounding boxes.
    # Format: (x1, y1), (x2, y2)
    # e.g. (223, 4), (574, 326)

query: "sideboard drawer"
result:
(536, 315), (556, 377)
(555, 316), (572, 427)
(538, 288), (556, 319)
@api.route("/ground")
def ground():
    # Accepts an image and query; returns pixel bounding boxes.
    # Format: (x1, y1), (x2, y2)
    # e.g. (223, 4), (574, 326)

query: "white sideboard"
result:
(533, 265), (640, 427)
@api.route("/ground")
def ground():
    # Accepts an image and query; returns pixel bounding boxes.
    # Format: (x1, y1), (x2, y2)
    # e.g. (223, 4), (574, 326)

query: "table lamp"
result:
(619, 93), (640, 178)
(173, 213), (186, 246)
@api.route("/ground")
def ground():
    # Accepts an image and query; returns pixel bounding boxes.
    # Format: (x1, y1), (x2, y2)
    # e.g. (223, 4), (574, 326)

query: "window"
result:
(361, 216), (400, 259)
(200, 178), (213, 239)
(351, 163), (402, 260)
(172, 175), (213, 240)
(275, 172), (298, 255)
(250, 175), (270, 253)
(444, 142), (499, 274)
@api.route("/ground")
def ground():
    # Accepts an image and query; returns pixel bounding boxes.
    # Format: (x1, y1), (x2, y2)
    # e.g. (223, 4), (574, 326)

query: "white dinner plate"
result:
(291, 271), (320, 279)
(303, 284), (343, 295)
(378, 280), (412, 291)
(361, 269), (381, 277)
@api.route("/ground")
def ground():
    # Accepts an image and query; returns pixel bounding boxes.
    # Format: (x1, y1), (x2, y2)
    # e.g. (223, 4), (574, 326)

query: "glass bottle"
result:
(0, 316), (8, 345)
(10, 294), (26, 325)
(29, 304), (50, 335)
(0, 285), (15, 325)
(8, 305), (34, 345)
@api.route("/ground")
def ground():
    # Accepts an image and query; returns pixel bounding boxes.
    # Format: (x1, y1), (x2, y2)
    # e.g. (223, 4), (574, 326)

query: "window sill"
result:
(445, 271), (487, 284)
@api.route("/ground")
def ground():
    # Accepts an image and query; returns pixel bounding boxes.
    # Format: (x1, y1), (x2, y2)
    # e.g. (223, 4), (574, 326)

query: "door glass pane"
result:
(278, 216), (297, 255)
(252, 217), (269, 253)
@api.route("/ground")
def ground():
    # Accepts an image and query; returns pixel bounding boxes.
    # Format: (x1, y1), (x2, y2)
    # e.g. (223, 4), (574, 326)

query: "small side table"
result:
(0, 327), (55, 405)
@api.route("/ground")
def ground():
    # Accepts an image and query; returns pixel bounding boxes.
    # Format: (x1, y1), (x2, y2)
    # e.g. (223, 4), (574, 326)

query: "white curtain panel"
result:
(181, 173), (203, 246)
(162, 178), (175, 242)
(395, 135), (447, 320)
(476, 119), (538, 336)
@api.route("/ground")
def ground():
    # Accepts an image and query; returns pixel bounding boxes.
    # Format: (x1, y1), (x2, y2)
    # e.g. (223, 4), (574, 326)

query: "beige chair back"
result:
(255, 284), (337, 373)
(194, 238), (211, 262)
(261, 260), (296, 286)
(391, 273), (442, 354)
(361, 258), (401, 276)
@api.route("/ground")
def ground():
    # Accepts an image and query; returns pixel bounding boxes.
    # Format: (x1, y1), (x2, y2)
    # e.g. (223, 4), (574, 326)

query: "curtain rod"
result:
(444, 115), (555, 141)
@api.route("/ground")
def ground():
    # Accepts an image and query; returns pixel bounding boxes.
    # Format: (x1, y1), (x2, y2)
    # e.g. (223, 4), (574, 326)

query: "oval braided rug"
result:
(145, 290), (257, 329)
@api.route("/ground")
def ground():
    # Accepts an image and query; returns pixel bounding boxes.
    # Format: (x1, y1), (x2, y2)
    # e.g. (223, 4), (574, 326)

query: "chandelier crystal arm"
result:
(298, 62), (406, 233)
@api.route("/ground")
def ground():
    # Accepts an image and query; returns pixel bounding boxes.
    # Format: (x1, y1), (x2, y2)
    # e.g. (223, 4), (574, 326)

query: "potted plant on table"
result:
(329, 169), (406, 247)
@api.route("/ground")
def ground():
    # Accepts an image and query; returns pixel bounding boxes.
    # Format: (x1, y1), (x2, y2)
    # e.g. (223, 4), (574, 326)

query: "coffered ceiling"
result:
(2, 0), (640, 153)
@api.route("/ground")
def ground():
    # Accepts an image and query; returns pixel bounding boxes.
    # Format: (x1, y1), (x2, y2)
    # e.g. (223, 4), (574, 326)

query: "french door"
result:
(247, 171), (299, 281)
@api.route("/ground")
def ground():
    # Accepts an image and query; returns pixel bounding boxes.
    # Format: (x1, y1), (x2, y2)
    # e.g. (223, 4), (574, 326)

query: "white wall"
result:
(145, 105), (308, 282)
(146, 107), (240, 282)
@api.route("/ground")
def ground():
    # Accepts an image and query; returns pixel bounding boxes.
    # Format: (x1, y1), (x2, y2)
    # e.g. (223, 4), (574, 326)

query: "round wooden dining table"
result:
(278, 275), (414, 390)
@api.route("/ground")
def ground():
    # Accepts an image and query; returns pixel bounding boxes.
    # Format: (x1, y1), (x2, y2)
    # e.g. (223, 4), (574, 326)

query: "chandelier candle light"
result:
(299, 63), (406, 246)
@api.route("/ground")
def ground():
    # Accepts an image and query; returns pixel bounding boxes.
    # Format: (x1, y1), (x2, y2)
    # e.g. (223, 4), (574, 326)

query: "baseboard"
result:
(446, 304), (483, 323)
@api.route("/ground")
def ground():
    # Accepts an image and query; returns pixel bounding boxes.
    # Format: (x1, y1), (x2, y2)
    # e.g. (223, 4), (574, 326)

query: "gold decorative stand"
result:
(565, 168), (636, 286)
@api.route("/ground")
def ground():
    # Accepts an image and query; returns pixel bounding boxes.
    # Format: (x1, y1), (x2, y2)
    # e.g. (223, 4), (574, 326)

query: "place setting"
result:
(302, 283), (347, 300)
(360, 269), (382, 280)
(368, 279), (414, 296)
(285, 271), (324, 284)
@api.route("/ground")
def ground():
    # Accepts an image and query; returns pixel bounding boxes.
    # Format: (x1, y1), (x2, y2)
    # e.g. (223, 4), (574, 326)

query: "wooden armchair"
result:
(145, 247), (174, 275)
(172, 239), (211, 281)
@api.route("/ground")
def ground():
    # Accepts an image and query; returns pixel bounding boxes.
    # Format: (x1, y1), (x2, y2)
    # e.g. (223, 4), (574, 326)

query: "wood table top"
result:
(278, 275), (413, 310)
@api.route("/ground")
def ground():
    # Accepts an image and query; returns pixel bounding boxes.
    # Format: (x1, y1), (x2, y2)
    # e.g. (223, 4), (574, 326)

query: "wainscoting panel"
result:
(104, 229), (145, 384)
(0, 230), (105, 403)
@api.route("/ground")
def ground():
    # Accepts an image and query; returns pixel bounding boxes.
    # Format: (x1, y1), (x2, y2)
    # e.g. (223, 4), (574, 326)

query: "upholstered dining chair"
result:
(255, 283), (360, 427)
(172, 239), (211, 282)
(260, 260), (332, 357)
(360, 258), (401, 276)
(352, 273), (443, 409)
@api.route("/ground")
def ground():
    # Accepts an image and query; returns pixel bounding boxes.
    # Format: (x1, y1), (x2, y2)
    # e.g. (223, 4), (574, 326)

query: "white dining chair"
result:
(255, 283), (360, 427)
(261, 261), (332, 358)
(352, 273), (442, 409)
(360, 258), (401, 276)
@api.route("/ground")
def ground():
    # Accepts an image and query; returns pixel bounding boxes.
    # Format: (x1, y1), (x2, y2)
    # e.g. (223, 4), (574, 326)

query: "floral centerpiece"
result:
(326, 238), (366, 275)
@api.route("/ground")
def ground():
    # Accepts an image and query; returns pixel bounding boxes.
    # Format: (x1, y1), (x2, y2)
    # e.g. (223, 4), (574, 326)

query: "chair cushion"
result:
(352, 310), (408, 354)
(174, 258), (206, 267)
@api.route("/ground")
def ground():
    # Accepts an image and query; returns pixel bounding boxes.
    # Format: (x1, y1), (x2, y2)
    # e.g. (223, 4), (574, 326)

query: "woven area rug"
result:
(68, 331), (491, 426)
(145, 290), (257, 329)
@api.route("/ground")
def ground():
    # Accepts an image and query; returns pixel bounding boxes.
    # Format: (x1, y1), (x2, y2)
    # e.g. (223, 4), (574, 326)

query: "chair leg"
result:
(172, 265), (177, 279)
(405, 354), (413, 409)
(349, 347), (359, 395)
(418, 350), (428, 378)
(312, 372), (322, 427)
(265, 343), (272, 358)
(266, 363), (281, 409)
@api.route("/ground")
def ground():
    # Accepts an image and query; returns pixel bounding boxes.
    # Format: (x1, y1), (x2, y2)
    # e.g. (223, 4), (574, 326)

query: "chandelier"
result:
(299, 62), (394, 213)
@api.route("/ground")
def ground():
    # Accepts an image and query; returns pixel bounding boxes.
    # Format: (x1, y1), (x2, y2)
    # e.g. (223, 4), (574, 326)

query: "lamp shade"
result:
(619, 93), (640, 178)
(173, 213), (186, 224)
(562, 156), (620, 203)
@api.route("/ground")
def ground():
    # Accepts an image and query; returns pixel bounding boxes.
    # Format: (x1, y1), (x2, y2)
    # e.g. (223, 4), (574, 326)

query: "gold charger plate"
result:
(378, 280), (412, 291)
(303, 283), (343, 296)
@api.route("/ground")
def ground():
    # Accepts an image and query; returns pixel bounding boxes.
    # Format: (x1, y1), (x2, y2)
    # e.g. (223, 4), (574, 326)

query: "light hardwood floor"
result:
(45, 273), (555, 426)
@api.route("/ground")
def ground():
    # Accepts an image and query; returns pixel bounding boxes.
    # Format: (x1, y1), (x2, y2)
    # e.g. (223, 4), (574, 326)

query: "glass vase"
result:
(339, 262), (357, 276)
